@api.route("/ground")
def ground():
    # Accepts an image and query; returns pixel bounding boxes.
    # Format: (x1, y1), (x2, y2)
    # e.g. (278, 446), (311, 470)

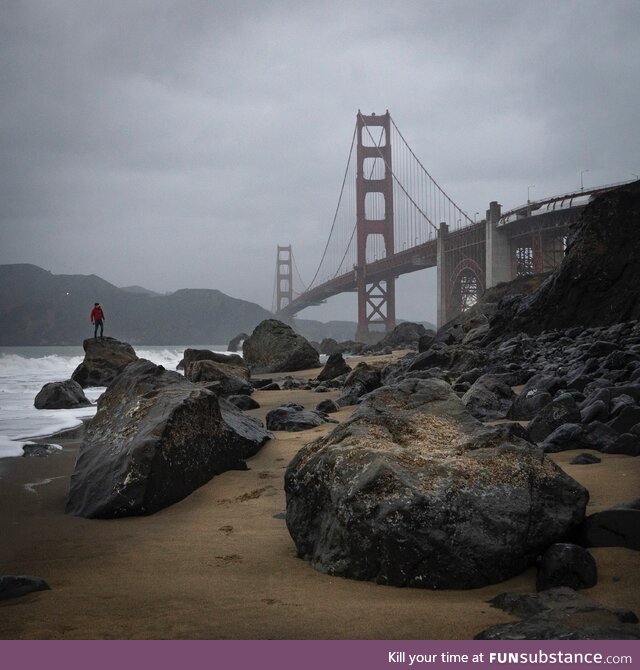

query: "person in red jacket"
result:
(90, 302), (105, 338)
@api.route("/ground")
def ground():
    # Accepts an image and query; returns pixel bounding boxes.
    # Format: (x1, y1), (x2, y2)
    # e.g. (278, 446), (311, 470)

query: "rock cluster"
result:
(385, 320), (640, 457)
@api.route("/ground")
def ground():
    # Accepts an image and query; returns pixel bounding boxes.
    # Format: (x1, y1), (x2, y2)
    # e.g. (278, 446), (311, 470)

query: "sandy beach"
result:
(1, 353), (639, 640)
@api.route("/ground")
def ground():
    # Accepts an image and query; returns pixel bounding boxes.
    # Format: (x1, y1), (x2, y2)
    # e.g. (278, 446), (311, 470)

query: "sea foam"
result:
(0, 345), (231, 458)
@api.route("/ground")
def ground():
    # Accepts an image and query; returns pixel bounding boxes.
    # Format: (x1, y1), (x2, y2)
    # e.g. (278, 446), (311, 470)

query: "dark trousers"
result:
(94, 320), (103, 337)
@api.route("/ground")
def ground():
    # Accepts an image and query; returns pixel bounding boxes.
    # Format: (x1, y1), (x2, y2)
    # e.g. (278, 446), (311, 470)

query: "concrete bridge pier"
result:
(436, 222), (448, 329)
(485, 201), (511, 289)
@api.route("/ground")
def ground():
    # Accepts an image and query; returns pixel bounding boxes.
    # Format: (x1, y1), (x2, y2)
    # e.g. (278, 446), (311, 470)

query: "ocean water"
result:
(0, 345), (230, 458)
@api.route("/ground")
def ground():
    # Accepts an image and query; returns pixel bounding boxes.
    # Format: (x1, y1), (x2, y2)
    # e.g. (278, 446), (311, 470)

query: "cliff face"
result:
(0, 264), (273, 345)
(487, 180), (640, 339)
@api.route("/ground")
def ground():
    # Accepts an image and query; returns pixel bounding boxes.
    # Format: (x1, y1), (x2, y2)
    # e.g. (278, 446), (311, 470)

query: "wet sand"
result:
(1, 354), (639, 639)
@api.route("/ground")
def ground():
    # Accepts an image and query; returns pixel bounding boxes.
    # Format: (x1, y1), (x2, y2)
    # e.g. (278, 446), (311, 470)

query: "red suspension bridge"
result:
(274, 111), (628, 339)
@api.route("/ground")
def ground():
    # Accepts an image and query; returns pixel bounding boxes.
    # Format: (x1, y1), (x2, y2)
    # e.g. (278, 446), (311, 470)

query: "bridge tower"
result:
(355, 111), (396, 341)
(276, 245), (293, 312)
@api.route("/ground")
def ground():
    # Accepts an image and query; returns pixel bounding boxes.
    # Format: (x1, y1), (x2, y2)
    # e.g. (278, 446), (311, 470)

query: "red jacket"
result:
(90, 306), (105, 322)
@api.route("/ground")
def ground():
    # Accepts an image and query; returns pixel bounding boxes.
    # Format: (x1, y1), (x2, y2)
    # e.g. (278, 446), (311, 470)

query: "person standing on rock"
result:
(90, 302), (105, 338)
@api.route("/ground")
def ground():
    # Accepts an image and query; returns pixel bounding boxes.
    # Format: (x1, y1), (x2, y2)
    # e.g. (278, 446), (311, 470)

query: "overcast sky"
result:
(1, 0), (639, 324)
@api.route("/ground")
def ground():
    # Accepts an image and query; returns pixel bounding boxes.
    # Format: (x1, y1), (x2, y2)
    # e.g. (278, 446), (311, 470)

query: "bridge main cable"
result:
(389, 116), (475, 227)
(306, 124), (358, 290)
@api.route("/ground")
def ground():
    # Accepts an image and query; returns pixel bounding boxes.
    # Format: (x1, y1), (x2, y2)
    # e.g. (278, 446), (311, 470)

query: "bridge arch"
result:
(447, 258), (485, 321)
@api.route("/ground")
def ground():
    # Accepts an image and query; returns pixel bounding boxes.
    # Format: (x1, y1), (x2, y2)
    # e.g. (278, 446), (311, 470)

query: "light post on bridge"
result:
(580, 169), (589, 192)
(527, 185), (535, 216)
(474, 212), (479, 223)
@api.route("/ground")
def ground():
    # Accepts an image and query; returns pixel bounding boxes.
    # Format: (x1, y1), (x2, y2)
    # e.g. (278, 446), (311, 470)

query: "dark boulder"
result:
(251, 378), (274, 389)
(584, 421), (621, 451)
(34, 379), (92, 409)
(317, 353), (351, 382)
(570, 452), (601, 465)
(226, 395), (260, 411)
(315, 399), (340, 414)
(0, 575), (50, 600)
(286, 378), (588, 589)
(265, 404), (329, 432)
(228, 333), (249, 352)
(184, 359), (252, 396)
(22, 443), (60, 457)
(508, 389), (552, 421)
(608, 405), (640, 434)
(603, 433), (640, 456)
(536, 543), (597, 591)
(368, 322), (426, 352)
(541, 424), (589, 453)
(66, 359), (271, 518)
(337, 362), (382, 406)
(183, 348), (244, 369)
(243, 320), (320, 373)
(318, 338), (339, 355)
(71, 336), (138, 388)
(579, 504), (640, 550)
(528, 394), (581, 443)
(476, 587), (640, 640)
(461, 373), (514, 420)
(417, 330), (436, 352)
(522, 374), (566, 397)
(580, 399), (609, 424)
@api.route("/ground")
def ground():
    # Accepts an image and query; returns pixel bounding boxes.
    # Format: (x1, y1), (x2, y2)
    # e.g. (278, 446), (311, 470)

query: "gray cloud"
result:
(1, 0), (639, 323)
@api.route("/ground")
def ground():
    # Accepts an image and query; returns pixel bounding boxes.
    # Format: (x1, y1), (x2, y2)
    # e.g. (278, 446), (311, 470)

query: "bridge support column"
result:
(355, 111), (396, 341)
(436, 222), (448, 329)
(276, 245), (293, 312)
(485, 201), (513, 288)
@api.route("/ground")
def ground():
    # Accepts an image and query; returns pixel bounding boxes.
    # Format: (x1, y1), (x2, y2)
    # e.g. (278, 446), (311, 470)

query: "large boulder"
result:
(227, 333), (249, 353)
(266, 403), (329, 432)
(285, 378), (588, 589)
(66, 359), (271, 518)
(461, 373), (515, 420)
(578, 501), (640, 550)
(34, 379), (92, 409)
(183, 348), (244, 369)
(184, 359), (252, 396)
(317, 353), (351, 382)
(527, 394), (582, 443)
(243, 320), (320, 373)
(71, 336), (138, 388)
(536, 543), (597, 591)
(337, 361), (382, 406)
(367, 322), (426, 352)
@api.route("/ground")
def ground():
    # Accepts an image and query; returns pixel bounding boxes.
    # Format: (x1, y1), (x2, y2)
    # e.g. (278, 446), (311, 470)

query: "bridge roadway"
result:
(279, 229), (477, 317)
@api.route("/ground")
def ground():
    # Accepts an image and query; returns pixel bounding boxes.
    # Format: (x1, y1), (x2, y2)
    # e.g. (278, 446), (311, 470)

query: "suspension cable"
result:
(331, 125), (386, 277)
(306, 123), (358, 289)
(390, 116), (474, 224)
(291, 249), (309, 294)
